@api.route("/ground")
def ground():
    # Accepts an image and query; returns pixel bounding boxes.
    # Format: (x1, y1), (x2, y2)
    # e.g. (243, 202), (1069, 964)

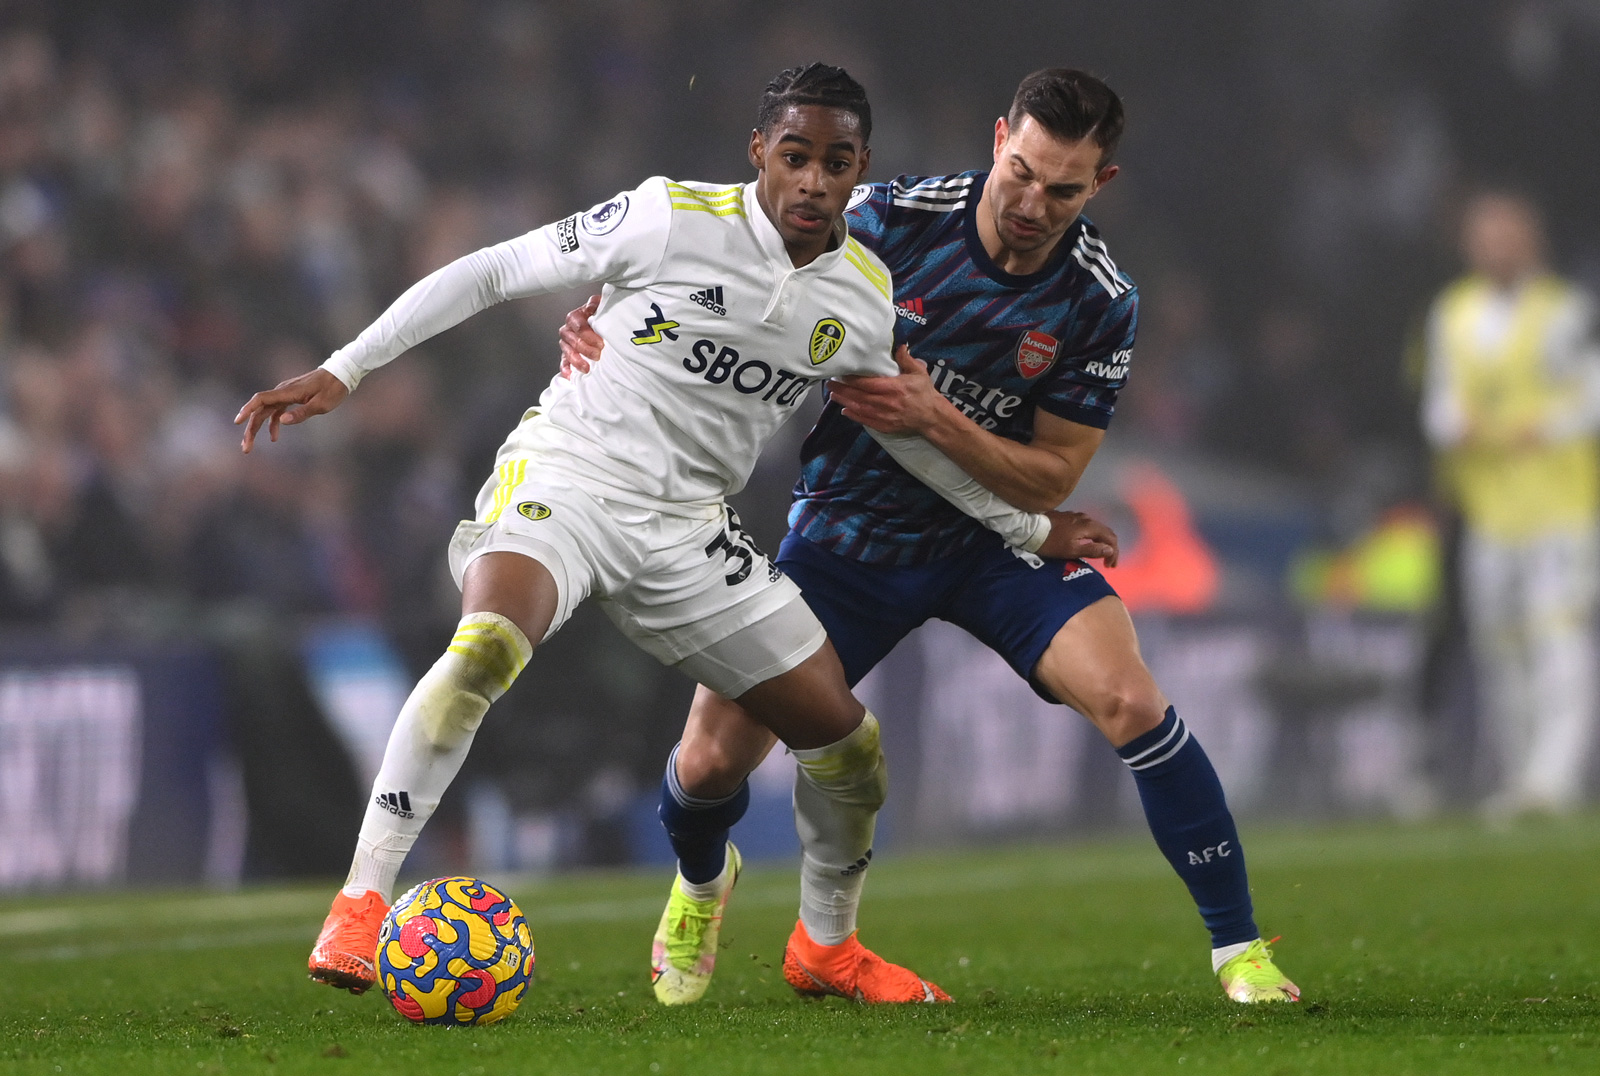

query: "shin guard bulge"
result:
(792, 712), (888, 946)
(1118, 706), (1258, 948)
(658, 743), (751, 886)
(345, 612), (532, 899)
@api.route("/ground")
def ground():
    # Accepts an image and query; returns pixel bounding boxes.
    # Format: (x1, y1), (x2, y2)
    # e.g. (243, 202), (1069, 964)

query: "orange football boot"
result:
(782, 919), (951, 1003)
(308, 889), (389, 994)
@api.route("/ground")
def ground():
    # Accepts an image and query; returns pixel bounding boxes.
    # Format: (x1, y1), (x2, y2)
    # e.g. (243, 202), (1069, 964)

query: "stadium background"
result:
(2, 0), (1598, 892)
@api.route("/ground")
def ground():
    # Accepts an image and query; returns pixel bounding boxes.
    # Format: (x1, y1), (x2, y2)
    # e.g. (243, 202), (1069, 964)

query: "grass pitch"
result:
(5, 817), (1599, 1075)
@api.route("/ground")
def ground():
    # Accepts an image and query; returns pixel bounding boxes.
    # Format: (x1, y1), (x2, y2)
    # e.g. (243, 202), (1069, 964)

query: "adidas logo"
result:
(690, 286), (727, 316)
(894, 297), (928, 325)
(1064, 563), (1093, 581)
(376, 791), (415, 819)
(840, 849), (873, 876)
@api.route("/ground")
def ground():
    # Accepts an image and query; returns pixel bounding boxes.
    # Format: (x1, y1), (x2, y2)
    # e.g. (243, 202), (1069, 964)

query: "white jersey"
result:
(322, 176), (1049, 547)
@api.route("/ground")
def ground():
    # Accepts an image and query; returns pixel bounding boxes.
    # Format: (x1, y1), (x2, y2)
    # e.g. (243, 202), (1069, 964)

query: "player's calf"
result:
(314, 611), (534, 992)
(791, 713), (888, 945)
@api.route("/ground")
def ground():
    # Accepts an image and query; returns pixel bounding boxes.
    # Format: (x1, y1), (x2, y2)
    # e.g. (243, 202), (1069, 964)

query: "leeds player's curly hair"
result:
(1009, 69), (1124, 167)
(757, 63), (872, 143)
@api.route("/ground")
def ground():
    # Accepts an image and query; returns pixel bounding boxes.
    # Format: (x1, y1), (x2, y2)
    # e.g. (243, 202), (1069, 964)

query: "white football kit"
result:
(322, 177), (1047, 696)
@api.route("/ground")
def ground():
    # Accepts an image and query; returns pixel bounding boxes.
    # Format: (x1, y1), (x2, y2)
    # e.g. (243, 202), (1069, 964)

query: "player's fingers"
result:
(269, 410), (282, 441)
(1074, 539), (1115, 560)
(564, 296), (602, 341)
(827, 380), (862, 403)
(832, 374), (895, 398)
(235, 392), (278, 425)
(1085, 523), (1118, 550)
(239, 385), (308, 420)
(558, 329), (593, 373)
(894, 345), (927, 373)
(241, 407), (271, 453)
(831, 389), (885, 419)
(835, 401), (887, 430)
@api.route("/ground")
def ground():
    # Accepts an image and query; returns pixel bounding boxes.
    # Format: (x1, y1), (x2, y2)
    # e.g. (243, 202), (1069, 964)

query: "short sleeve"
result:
(844, 182), (892, 256)
(1035, 286), (1139, 430)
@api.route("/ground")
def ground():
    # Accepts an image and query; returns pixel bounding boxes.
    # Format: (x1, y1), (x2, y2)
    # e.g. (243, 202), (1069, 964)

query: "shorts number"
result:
(704, 508), (763, 586)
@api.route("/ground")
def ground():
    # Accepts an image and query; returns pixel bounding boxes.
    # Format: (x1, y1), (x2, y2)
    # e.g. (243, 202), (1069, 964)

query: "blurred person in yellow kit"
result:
(1421, 192), (1600, 817)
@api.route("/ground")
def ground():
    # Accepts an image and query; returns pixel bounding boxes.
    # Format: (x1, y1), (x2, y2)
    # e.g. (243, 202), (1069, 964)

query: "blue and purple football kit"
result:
(784, 170), (1131, 694)
(661, 172), (1259, 952)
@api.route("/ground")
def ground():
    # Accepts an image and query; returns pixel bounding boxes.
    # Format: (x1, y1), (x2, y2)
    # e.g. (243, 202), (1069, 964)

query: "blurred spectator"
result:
(0, 0), (1591, 859)
(1421, 192), (1600, 817)
(1218, 307), (1350, 485)
(1117, 273), (1234, 451)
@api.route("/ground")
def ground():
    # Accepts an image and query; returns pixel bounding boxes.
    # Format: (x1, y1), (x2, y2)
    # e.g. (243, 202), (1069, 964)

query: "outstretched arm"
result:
(235, 183), (671, 452)
(319, 238), (558, 393)
(233, 242), (540, 453)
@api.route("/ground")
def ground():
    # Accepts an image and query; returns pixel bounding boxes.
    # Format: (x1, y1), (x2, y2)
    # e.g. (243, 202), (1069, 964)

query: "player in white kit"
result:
(237, 64), (1103, 1003)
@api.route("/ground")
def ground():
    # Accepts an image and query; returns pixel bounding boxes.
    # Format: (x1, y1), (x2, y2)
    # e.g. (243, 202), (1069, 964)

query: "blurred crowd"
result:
(0, 5), (555, 646)
(1, 1), (1598, 848)
(0, 1), (1595, 637)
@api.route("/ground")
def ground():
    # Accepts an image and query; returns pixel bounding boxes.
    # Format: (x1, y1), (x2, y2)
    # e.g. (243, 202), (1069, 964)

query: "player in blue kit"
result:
(562, 68), (1297, 1006)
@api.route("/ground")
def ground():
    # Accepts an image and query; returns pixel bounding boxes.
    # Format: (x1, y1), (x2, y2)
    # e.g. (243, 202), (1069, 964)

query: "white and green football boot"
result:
(651, 843), (742, 1005)
(1218, 937), (1300, 1003)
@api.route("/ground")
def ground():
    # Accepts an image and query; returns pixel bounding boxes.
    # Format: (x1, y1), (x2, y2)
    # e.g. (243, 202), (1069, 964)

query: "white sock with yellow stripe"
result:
(343, 612), (533, 900)
(792, 712), (888, 946)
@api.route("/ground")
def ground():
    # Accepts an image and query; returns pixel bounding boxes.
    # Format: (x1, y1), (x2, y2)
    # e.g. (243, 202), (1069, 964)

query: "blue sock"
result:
(657, 744), (750, 884)
(1117, 707), (1258, 947)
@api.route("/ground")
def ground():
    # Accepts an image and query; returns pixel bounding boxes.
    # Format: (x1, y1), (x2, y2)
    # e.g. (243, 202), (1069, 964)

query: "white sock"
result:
(791, 713), (887, 946)
(1212, 939), (1257, 974)
(343, 612), (532, 902)
(677, 848), (732, 903)
(343, 832), (410, 899)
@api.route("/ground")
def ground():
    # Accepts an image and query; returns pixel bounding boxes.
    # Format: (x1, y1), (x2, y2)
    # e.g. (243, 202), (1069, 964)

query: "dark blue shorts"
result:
(775, 530), (1119, 702)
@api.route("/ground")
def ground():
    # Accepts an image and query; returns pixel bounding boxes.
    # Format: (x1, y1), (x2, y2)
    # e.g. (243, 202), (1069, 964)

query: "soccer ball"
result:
(376, 876), (535, 1025)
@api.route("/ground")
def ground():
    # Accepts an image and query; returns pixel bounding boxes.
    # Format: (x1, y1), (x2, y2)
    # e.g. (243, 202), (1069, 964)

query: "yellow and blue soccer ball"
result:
(376, 876), (535, 1025)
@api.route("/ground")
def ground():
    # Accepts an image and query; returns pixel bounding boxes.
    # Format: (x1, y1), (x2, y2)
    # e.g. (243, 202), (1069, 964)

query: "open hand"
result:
(234, 368), (349, 453)
(558, 294), (604, 377)
(829, 345), (948, 434)
(1036, 510), (1119, 566)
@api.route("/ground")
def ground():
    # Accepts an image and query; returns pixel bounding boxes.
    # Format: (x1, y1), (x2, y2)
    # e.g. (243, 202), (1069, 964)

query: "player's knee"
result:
(1088, 681), (1167, 749)
(859, 755), (889, 811)
(419, 613), (533, 750)
(794, 712), (888, 810)
(673, 739), (751, 800)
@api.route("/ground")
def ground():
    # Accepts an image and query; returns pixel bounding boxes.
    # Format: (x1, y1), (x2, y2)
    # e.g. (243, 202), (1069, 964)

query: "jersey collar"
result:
(745, 181), (851, 273)
(960, 171), (1081, 288)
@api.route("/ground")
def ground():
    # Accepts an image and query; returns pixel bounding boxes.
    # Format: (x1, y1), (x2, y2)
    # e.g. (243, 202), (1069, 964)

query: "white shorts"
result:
(447, 462), (824, 698)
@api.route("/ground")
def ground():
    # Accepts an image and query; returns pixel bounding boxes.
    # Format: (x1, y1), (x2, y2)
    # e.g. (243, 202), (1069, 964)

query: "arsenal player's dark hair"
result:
(758, 62), (872, 144)
(1009, 68), (1124, 167)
